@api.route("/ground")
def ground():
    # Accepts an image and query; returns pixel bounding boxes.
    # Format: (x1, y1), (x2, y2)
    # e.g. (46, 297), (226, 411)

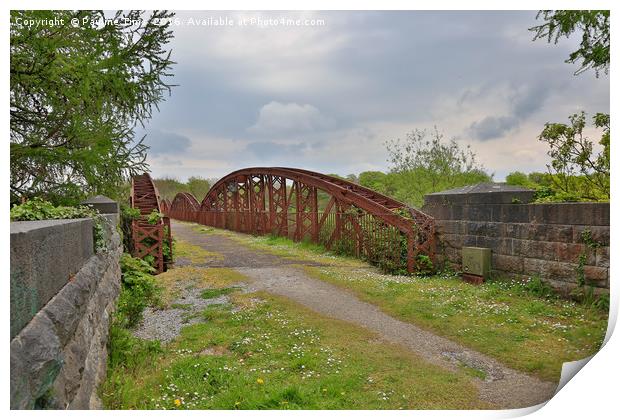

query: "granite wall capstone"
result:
(10, 212), (122, 409)
(422, 183), (610, 294)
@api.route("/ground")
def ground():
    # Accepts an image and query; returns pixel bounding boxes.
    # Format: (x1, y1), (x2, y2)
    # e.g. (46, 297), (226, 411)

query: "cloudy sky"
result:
(139, 10), (610, 181)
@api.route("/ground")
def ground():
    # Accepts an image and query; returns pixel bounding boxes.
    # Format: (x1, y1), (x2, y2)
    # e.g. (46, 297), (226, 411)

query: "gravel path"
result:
(170, 221), (559, 409)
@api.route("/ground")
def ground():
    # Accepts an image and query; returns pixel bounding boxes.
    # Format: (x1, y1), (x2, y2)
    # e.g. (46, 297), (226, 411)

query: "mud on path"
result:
(171, 220), (558, 409)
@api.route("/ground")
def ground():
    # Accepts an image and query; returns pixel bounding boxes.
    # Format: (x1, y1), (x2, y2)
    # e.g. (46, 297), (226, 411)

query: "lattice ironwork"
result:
(162, 167), (435, 274)
(130, 173), (173, 273)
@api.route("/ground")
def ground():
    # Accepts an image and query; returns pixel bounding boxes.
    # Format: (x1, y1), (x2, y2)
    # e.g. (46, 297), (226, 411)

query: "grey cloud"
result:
(248, 102), (334, 137)
(469, 83), (555, 141)
(469, 116), (519, 141)
(144, 129), (191, 156)
(511, 84), (552, 119)
(138, 11), (608, 178)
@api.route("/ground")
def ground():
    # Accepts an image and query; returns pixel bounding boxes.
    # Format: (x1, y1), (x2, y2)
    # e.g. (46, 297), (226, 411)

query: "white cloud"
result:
(248, 101), (333, 135)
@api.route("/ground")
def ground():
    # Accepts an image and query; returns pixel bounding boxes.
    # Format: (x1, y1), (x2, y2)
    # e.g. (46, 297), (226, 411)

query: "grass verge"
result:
(101, 270), (488, 409)
(184, 223), (607, 382)
(300, 265), (607, 382)
(175, 239), (224, 264)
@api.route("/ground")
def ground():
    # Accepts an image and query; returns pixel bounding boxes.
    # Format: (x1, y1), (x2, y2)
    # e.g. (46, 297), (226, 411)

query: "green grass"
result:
(102, 276), (488, 409)
(302, 265), (607, 382)
(184, 223), (608, 382)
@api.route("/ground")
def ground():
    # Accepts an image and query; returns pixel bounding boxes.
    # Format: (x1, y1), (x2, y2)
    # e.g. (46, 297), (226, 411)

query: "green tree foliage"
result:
(154, 177), (187, 201)
(10, 10), (176, 205)
(538, 112), (610, 201)
(382, 128), (492, 207)
(154, 176), (212, 202)
(186, 176), (212, 202)
(358, 171), (389, 193)
(530, 10), (610, 76)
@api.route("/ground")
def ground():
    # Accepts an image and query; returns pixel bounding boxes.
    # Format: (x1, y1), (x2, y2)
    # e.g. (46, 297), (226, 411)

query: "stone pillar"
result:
(81, 195), (119, 215)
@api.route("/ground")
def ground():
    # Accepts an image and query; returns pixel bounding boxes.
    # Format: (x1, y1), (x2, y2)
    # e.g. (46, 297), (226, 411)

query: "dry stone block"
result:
(492, 254), (524, 274)
(583, 266), (608, 288)
(596, 247), (610, 268)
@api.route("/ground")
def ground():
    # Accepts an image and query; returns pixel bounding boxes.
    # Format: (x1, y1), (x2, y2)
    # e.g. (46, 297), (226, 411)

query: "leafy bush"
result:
(147, 209), (164, 225)
(10, 197), (107, 252)
(415, 254), (434, 276)
(117, 254), (161, 328)
(119, 204), (140, 253)
(593, 294), (610, 313)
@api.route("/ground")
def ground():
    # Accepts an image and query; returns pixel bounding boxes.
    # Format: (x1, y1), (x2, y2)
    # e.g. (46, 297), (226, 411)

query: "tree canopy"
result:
(530, 10), (610, 76)
(538, 112), (609, 200)
(10, 10), (176, 204)
(379, 128), (491, 207)
(154, 176), (214, 203)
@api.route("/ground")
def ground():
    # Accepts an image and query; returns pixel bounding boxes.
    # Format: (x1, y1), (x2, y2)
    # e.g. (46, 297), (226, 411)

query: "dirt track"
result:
(172, 220), (558, 409)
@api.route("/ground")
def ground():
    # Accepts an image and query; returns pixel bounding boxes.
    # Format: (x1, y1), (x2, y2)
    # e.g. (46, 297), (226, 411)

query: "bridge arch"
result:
(160, 198), (172, 214)
(168, 192), (200, 222)
(130, 173), (172, 273)
(167, 167), (435, 273)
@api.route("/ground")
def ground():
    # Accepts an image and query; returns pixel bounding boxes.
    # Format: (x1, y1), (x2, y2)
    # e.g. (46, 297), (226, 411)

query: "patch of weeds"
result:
(202, 303), (234, 321)
(10, 197), (109, 252)
(200, 287), (241, 299)
(523, 277), (556, 299)
(156, 267), (249, 307)
(107, 323), (163, 371)
(181, 311), (201, 324)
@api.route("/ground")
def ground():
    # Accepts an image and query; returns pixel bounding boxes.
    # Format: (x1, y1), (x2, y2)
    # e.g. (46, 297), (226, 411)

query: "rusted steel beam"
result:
(318, 196), (335, 230)
(130, 173), (173, 273)
(166, 167), (435, 274)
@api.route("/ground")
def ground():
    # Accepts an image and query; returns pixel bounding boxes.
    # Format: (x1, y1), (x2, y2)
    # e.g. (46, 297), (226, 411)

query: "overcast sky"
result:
(139, 10), (610, 182)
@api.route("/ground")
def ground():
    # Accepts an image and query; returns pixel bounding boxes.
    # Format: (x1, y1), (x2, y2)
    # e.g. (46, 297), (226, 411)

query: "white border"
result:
(2, 2), (617, 419)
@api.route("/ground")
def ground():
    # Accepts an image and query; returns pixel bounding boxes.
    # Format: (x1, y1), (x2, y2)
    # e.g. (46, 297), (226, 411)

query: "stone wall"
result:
(10, 214), (122, 409)
(422, 184), (610, 294)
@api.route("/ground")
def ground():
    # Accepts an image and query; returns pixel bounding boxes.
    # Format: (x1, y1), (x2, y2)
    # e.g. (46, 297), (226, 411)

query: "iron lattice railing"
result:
(164, 167), (435, 274)
(130, 173), (173, 273)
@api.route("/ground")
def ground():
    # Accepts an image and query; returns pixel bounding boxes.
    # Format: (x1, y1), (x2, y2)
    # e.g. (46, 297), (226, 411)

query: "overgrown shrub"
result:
(119, 204), (140, 253)
(116, 254), (161, 328)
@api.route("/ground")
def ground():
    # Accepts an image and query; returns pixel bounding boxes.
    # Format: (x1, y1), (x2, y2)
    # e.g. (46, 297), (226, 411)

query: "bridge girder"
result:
(166, 167), (435, 274)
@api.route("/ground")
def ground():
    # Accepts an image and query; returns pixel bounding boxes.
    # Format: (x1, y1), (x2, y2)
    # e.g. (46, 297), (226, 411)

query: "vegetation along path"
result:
(171, 221), (563, 409)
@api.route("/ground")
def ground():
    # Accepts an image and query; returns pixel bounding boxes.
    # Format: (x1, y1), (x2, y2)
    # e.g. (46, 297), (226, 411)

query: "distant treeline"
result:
(154, 176), (215, 203)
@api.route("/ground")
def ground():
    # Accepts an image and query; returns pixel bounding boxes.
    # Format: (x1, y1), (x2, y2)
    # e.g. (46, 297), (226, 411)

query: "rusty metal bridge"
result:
(130, 173), (173, 273)
(153, 167), (435, 274)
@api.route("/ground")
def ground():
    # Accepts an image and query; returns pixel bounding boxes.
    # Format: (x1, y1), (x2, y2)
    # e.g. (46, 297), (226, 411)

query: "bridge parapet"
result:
(10, 211), (122, 409)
